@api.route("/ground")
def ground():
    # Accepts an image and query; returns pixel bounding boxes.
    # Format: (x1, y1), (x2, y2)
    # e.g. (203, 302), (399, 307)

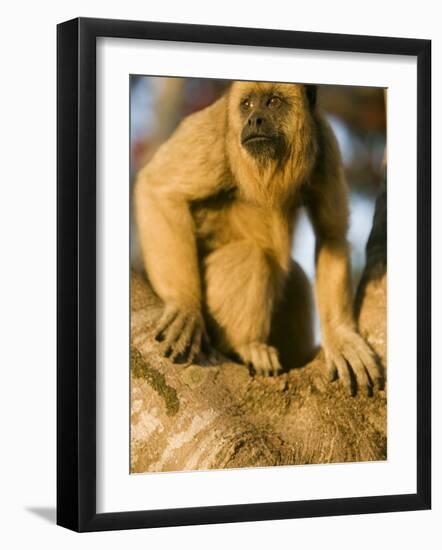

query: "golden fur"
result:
(135, 81), (383, 393)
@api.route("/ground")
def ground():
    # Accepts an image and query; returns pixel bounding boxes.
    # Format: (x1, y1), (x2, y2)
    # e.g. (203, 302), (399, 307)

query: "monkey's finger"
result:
(169, 319), (195, 362)
(333, 355), (353, 396)
(187, 326), (203, 364)
(259, 345), (276, 377)
(161, 314), (187, 356)
(155, 307), (178, 340)
(326, 358), (338, 382)
(269, 347), (282, 376)
(249, 345), (267, 376)
(356, 345), (384, 390)
(343, 347), (372, 396)
(254, 346), (267, 376)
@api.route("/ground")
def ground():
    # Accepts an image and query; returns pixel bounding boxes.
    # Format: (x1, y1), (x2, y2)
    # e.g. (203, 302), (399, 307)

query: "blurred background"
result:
(130, 77), (386, 339)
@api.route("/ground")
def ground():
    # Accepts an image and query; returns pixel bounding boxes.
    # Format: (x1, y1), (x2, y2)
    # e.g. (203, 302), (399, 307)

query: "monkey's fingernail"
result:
(327, 364), (338, 381)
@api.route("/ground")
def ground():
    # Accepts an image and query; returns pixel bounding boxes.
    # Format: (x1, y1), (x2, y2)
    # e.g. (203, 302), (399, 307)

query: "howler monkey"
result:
(135, 81), (383, 394)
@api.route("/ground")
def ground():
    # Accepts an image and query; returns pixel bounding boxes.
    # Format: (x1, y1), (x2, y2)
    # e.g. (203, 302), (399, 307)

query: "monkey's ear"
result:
(305, 85), (317, 110)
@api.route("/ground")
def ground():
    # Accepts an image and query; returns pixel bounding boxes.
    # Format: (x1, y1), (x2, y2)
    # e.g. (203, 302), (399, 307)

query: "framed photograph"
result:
(57, 17), (431, 532)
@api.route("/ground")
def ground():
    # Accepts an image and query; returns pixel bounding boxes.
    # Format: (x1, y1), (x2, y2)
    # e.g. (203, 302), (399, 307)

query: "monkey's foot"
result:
(237, 342), (282, 377)
(323, 328), (384, 396)
(154, 304), (207, 364)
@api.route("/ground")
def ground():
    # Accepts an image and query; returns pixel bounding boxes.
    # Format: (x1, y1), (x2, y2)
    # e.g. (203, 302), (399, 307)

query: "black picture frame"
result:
(57, 17), (431, 532)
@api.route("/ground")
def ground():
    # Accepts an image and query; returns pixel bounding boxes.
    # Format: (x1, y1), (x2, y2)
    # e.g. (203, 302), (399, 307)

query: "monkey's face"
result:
(239, 91), (288, 162)
(229, 82), (314, 165)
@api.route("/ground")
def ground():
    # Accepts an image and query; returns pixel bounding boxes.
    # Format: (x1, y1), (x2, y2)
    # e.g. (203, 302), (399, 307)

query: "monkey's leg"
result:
(203, 241), (283, 376)
(268, 260), (316, 371)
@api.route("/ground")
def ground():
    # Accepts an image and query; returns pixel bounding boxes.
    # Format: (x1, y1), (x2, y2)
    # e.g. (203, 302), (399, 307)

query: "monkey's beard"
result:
(228, 124), (317, 209)
(241, 133), (287, 166)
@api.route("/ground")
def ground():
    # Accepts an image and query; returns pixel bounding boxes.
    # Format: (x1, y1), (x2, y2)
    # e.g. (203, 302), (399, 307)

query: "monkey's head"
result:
(227, 81), (317, 167)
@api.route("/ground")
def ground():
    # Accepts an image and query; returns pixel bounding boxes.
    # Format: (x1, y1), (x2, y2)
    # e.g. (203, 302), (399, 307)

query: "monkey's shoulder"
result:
(145, 95), (229, 186)
(171, 95), (227, 149)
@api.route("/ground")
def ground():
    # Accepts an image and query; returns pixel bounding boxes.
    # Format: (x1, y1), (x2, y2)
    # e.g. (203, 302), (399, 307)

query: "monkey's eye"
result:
(267, 96), (282, 108)
(241, 98), (252, 110)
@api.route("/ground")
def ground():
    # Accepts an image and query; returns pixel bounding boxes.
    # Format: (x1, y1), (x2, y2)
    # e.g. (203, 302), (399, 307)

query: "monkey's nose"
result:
(248, 115), (264, 128)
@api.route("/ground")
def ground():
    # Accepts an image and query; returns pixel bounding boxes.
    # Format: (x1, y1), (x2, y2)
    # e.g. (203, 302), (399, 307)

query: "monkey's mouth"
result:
(241, 131), (286, 162)
(242, 134), (274, 144)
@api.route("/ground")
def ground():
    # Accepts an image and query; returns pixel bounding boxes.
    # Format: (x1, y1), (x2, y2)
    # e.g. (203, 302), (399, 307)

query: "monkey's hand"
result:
(154, 303), (207, 364)
(237, 342), (282, 377)
(323, 327), (384, 396)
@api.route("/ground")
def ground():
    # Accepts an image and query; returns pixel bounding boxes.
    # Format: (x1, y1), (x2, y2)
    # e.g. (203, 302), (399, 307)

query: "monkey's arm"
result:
(135, 180), (201, 308)
(307, 119), (384, 395)
(135, 179), (204, 362)
(134, 100), (228, 362)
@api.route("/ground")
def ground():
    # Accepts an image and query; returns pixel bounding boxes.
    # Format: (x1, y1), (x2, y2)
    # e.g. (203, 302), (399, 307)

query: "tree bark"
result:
(130, 189), (387, 473)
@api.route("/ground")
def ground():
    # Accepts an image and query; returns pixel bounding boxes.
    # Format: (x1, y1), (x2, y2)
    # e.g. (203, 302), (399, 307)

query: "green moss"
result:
(131, 345), (179, 416)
